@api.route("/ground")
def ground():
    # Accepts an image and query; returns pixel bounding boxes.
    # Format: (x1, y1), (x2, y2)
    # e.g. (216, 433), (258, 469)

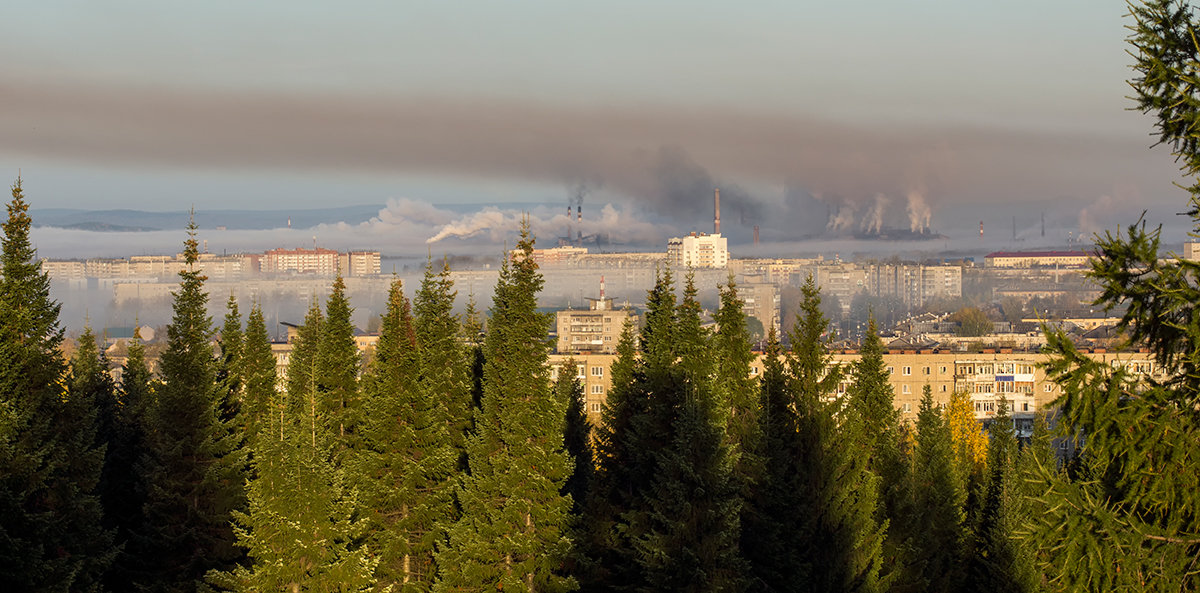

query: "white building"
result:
(666, 232), (729, 269)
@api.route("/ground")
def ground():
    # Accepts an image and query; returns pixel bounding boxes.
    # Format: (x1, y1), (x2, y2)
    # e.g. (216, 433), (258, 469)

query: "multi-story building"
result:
(548, 353), (617, 425)
(552, 347), (1159, 432)
(340, 250), (382, 277)
(740, 279), (780, 333)
(985, 250), (1093, 268)
(667, 232), (729, 269)
(262, 247), (340, 276)
(555, 291), (636, 355)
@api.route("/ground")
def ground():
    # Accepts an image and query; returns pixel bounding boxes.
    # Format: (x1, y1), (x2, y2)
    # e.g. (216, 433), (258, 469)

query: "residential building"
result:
(667, 232), (729, 269)
(555, 290), (636, 355)
(985, 250), (1093, 268)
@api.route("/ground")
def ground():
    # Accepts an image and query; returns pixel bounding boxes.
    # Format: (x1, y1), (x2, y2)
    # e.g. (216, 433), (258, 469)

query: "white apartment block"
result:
(666, 232), (729, 269)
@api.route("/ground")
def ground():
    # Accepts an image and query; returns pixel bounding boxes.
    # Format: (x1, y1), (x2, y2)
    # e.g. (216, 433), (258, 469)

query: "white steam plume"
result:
(861, 194), (889, 234)
(827, 201), (858, 232)
(905, 190), (932, 233)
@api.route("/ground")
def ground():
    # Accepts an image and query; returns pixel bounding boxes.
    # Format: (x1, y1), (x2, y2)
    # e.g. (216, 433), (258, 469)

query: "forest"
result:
(2, 2), (1200, 591)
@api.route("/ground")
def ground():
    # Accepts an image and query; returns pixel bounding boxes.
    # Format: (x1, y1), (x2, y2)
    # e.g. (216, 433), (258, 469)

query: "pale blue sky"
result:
(0, 0), (1182, 228)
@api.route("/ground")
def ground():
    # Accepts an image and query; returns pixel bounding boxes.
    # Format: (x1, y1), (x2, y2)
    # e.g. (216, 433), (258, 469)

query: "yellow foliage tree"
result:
(946, 390), (987, 478)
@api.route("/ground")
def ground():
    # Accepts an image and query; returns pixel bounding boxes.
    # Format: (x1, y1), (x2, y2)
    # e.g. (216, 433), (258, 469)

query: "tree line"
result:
(4, 4), (1200, 588)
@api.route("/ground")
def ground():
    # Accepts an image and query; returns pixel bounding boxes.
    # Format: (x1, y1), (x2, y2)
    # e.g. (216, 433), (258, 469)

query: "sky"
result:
(0, 1), (1190, 254)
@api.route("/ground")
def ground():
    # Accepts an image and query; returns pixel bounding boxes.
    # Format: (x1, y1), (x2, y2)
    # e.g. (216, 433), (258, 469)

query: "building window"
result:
(923, 366), (931, 375)
(1044, 383), (1054, 392)
(902, 402), (911, 413)
(576, 368), (586, 379)
(902, 385), (910, 394)
(887, 367), (894, 375)
(591, 366), (604, 377)
(1023, 402), (1030, 412)
(591, 403), (601, 413)
(940, 385), (947, 392)
(902, 366), (912, 376)
(750, 366), (759, 376)
(590, 384), (604, 394)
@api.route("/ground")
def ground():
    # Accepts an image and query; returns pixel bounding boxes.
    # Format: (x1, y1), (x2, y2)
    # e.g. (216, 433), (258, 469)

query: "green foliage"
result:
(558, 358), (593, 518)
(0, 179), (113, 591)
(910, 386), (965, 593)
(132, 214), (246, 592)
(101, 327), (156, 591)
(969, 398), (1038, 593)
(359, 277), (459, 591)
(318, 274), (361, 452)
(1012, 3), (1200, 589)
(951, 307), (992, 338)
(781, 277), (885, 593)
(413, 260), (473, 456)
(436, 223), (575, 593)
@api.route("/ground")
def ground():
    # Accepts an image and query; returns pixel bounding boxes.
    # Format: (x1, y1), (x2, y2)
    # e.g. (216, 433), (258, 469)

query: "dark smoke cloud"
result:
(0, 77), (1182, 239)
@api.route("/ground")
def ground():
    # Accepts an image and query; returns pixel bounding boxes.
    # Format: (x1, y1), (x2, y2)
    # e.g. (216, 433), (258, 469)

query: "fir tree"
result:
(629, 279), (745, 593)
(436, 222), (575, 593)
(846, 316), (912, 591)
(579, 315), (645, 592)
(132, 213), (245, 593)
(0, 178), (112, 591)
(557, 358), (593, 518)
(359, 278), (458, 591)
(239, 304), (277, 447)
(414, 259), (473, 453)
(968, 397), (1036, 593)
(910, 385), (965, 593)
(212, 309), (375, 593)
(100, 327), (156, 592)
(780, 275), (884, 593)
(712, 276), (763, 489)
(217, 294), (244, 424)
(317, 274), (361, 452)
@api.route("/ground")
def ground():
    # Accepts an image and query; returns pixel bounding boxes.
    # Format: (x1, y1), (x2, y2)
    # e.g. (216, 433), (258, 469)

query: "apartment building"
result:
(555, 294), (636, 355)
(667, 232), (729, 269)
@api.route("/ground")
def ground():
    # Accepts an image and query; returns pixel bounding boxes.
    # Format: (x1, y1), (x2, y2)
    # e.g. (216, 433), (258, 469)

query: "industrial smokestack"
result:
(600, 275), (606, 301)
(980, 220), (984, 239)
(714, 188), (721, 235)
(753, 225), (760, 246)
(577, 205), (582, 245)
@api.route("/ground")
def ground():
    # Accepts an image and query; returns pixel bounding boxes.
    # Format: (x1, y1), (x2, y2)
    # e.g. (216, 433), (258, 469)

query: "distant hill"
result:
(31, 205), (387, 231)
(29, 203), (541, 231)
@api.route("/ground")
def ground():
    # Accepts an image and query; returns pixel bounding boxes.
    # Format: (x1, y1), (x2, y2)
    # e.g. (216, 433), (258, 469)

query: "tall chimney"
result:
(577, 205), (582, 244)
(600, 275), (606, 301)
(753, 225), (760, 246)
(714, 188), (721, 235)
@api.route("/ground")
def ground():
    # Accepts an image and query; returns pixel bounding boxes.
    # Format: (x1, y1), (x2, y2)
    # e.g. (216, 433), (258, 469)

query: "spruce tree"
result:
(359, 278), (459, 591)
(414, 259), (473, 453)
(910, 385), (965, 593)
(0, 178), (112, 591)
(629, 277), (745, 593)
(847, 316), (912, 590)
(317, 274), (360, 453)
(239, 304), (277, 447)
(968, 397), (1036, 593)
(217, 294), (244, 424)
(212, 305), (375, 593)
(436, 223), (575, 593)
(132, 214), (245, 593)
(101, 327), (156, 592)
(557, 358), (593, 518)
(579, 315), (645, 592)
(712, 276), (763, 489)
(779, 275), (885, 593)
